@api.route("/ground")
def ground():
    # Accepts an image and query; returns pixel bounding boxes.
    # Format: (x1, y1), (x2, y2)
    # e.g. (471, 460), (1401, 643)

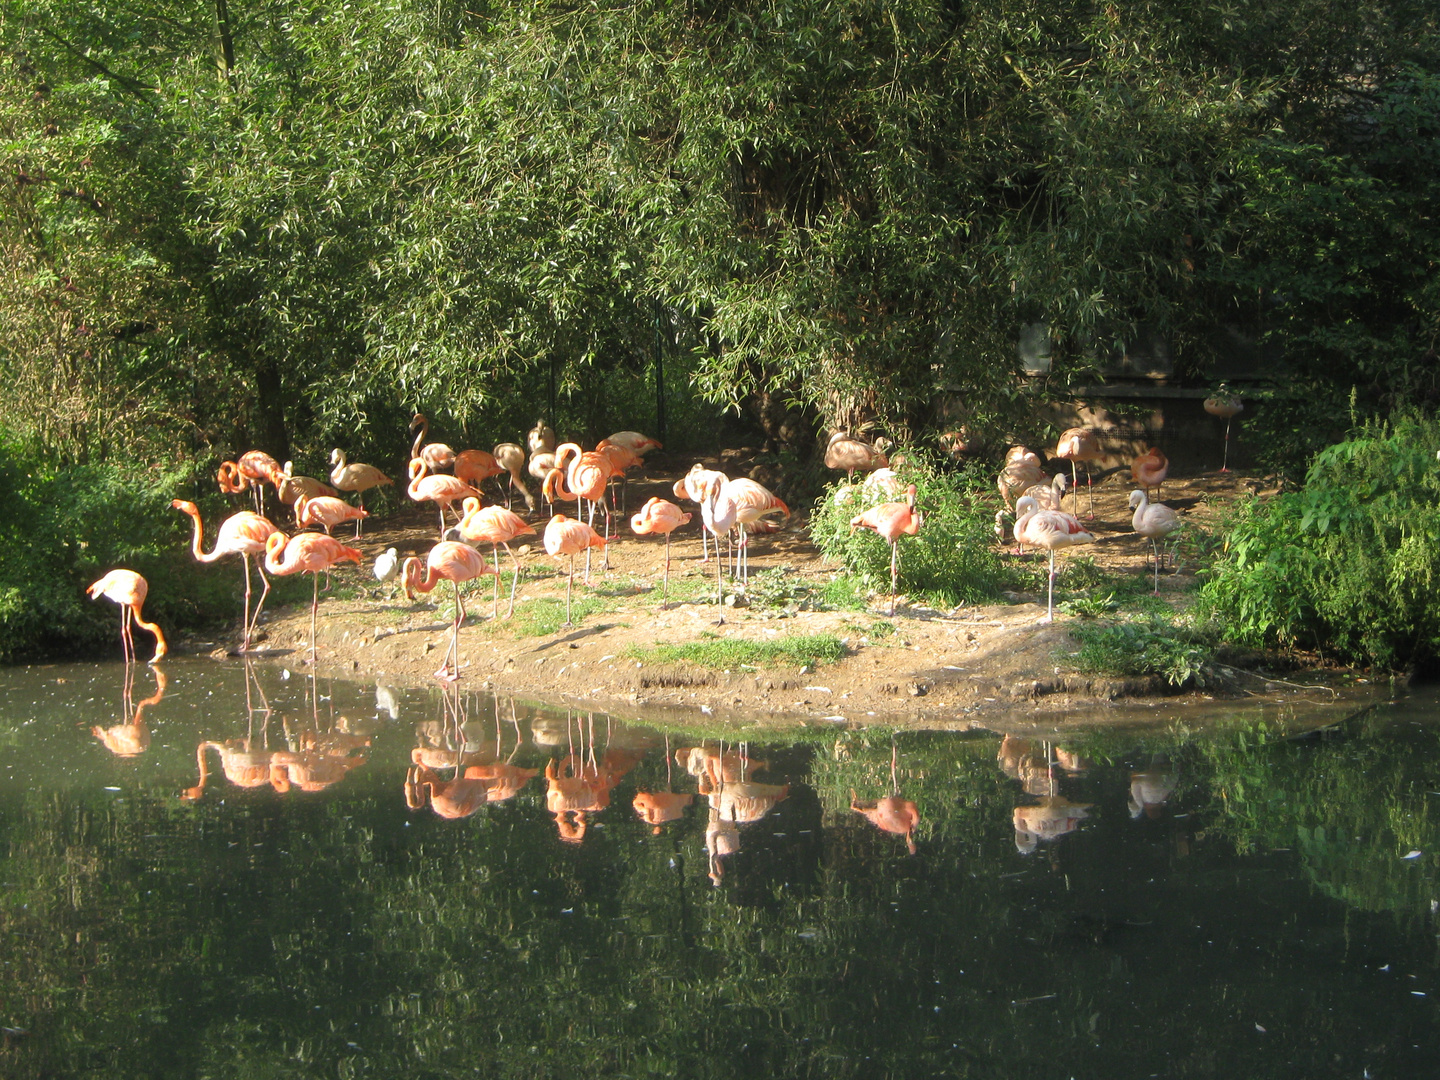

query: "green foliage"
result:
(1202, 413), (1440, 669)
(626, 633), (846, 670)
(0, 438), (234, 659)
(1067, 616), (1218, 688)
(810, 456), (1007, 608)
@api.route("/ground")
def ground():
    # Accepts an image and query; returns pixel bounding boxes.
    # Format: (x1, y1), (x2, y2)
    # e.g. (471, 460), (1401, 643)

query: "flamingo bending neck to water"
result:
(87, 569), (168, 663)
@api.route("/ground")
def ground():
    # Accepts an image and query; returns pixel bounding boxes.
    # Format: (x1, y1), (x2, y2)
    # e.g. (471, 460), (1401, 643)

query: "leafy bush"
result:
(0, 438), (241, 660)
(1068, 617), (1217, 688)
(809, 456), (1007, 608)
(1201, 413), (1440, 670)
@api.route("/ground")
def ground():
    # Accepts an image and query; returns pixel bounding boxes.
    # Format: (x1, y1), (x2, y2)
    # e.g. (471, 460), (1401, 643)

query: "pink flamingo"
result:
(276, 463), (340, 519)
(824, 431), (888, 480)
(87, 569), (168, 663)
(849, 484), (922, 616)
(725, 478), (790, 583)
(403, 541), (495, 681)
(171, 499), (280, 651)
(672, 464), (728, 563)
(217, 450), (283, 515)
(263, 531), (362, 666)
(997, 449), (1045, 509)
(490, 442), (535, 511)
(1013, 496), (1095, 623)
(544, 444), (616, 573)
(630, 497), (691, 606)
(407, 458), (481, 537)
(543, 514), (606, 627)
(1130, 446), (1169, 497)
(698, 475), (739, 622)
(446, 497), (537, 617)
(1055, 428), (1103, 518)
(1204, 393), (1244, 472)
(293, 493), (368, 536)
(328, 449), (393, 535)
(409, 413), (456, 473)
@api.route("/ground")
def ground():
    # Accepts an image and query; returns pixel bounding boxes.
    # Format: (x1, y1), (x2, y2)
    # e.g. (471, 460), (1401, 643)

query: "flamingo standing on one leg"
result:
(543, 514), (606, 627)
(407, 458), (481, 537)
(87, 569), (167, 663)
(445, 497), (536, 617)
(824, 431), (889, 480)
(1131, 446), (1169, 498)
(217, 450), (283, 516)
(403, 540), (495, 681)
(1129, 489), (1183, 595)
(1204, 392), (1244, 472)
(1013, 496), (1095, 623)
(848, 484), (922, 617)
(171, 499), (279, 652)
(630, 497), (691, 607)
(997, 449), (1045, 509)
(263, 531), (362, 667)
(544, 444), (616, 574)
(329, 449), (393, 536)
(1055, 428), (1103, 518)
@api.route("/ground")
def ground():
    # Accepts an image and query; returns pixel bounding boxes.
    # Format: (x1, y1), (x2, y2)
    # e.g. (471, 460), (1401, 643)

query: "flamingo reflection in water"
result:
(633, 734), (694, 834)
(406, 682), (538, 820)
(543, 711), (649, 842)
(1129, 755), (1178, 819)
(183, 662), (286, 799)
(1000, 736), (1091, 854)
(92, 665), (168, 758)
(695, 739), (789, 885)
(851, 739), (920, 854)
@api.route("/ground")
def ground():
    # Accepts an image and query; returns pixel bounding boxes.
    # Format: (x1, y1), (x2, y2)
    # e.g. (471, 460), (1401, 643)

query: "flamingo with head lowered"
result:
(630, 497), (691, 607)
(849, 484), (921, 617)
(87, 569), (167, 664)
(445, 497), (536, 618)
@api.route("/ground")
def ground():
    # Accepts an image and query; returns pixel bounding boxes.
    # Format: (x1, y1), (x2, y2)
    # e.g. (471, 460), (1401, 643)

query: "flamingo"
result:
(596, 438), (643, 512)
(409, 413), (456, 474)
(1204, 392), (1244, 472)
(407, 457), (481, 536)
(276, 463), (340, 522)
(445, 497), (537, 617)
(527, 420), (556, 455)
(1131, 446), (1169, 496)
(1020, 472), (1069, 511)
(87, 569), (167, 663)
(824, 431), (889, 480)
(630, 497), (691, 606)
(329, 449), (393, 534)
(293, 493), (368, 536)
(1055, 428), (1103, 518)
(92, 665), (167, 758)
(217, 450), (283, 515)
(725, 478), (790, 583)
(543, 514), (606, 627)
(404, 765), (493, 819)
(673, 464), (728, 563)
(997, 450), (1044, 509)
(1013, 495), (1095, 623)
(403, 540), (495, 681)
(491, 442), (535, 511)
(171, 499), (280, 652)
(849, 484), (921, 617)
(263, 531), (362, 666)
(1129, 489), (1183, 594)
(851, 741), (920, 853)
(454, 448), (505, 490)
(544, 443), (616, 573)
(698, 474), (739, 622)
(605, 430), (663, 457)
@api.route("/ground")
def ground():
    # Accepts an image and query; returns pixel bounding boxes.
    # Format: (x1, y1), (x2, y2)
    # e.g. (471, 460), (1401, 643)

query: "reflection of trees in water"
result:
(9, 698), (1440, 1077)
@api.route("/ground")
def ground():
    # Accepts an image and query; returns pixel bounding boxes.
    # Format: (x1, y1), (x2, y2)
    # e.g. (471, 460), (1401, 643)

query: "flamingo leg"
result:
(715, 536), (726, 624)
(889, 539), (899, 617)
(309, 573), (319, 667)
(662, 532), (671, 608)
(250, 564), (272, 647)
(1221, 419), (1233, 472)
(502, 542), (522, 619)
(1152, 538), (1162, 595)
(120, 606), (134, 664)
(492, 547), (501, 619)
(585, 499), (595, 581)
(564, 554), (575, 627)
(1043, 549), (1056, 623)
(601, 499), (613, 572)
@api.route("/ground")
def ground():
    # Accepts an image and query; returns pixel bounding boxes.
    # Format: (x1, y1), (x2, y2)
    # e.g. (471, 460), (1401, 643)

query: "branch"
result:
(36, 26), (159, 106)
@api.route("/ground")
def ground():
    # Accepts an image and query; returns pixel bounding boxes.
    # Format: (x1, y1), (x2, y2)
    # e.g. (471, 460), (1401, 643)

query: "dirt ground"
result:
(196, 451), (1386, 733)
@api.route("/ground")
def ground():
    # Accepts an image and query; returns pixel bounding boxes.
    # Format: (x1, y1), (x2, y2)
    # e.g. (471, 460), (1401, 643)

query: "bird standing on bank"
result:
(824, 431), (889, 481)
(543, 514), (606, 627)
(329, 449), (393, 534)
(409, 414), (456, 474)
(402, 541), (495, 681)
(1055, 428), (1102, 518)
(293, 493), (368, 536)
(171, 499), (279, 652)
(87, 569), (168, 663)
(263, 531), (362, 667)
(407, 458), (481, 536)
(1129, 489), (1183, 595)
(1203, 392), (1244, 472)
(1013, 496), (1095, 623)
(630, 497), (691, 607)
(445, 497), (536, 618)
(1130, 446), (1169, 497)
(849, 484), (922, 617)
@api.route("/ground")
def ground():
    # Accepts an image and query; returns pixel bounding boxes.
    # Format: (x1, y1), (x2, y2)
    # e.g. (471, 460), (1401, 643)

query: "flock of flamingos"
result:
(86, 397), (1242, 675)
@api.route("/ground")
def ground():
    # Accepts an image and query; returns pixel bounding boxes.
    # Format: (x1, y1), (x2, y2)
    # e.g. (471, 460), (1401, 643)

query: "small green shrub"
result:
(1201, 412), (1440, 670)
(810, 454), (1007, 608)
(1067, 617), (1217, 687)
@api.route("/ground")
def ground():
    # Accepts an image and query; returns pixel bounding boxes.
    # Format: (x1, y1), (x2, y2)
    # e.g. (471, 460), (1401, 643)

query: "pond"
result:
(2, 660), (1439, 1078)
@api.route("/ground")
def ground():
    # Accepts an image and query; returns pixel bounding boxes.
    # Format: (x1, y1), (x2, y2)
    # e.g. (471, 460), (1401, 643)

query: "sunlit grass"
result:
(625, 633), (846, 670)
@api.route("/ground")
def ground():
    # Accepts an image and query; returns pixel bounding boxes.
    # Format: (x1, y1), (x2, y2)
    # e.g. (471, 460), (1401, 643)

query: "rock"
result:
(908, 682), (929, 697)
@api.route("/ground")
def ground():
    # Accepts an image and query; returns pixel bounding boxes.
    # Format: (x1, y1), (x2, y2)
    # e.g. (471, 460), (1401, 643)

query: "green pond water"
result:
(2, 659), (1439, 1079)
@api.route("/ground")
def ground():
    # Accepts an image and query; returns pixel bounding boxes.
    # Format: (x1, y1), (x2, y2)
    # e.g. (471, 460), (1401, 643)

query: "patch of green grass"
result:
(1064, 616), (1217, 688)
(866, 619), (897, 639)
(626, 633), (847, 670)
(508, 595), (615, 636)
(742, 566), (827, 612)
(820, 574), (869, 611)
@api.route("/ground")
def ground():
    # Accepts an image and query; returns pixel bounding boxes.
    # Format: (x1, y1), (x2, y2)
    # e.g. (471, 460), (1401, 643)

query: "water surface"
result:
(3, 660), (1439, 1078)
